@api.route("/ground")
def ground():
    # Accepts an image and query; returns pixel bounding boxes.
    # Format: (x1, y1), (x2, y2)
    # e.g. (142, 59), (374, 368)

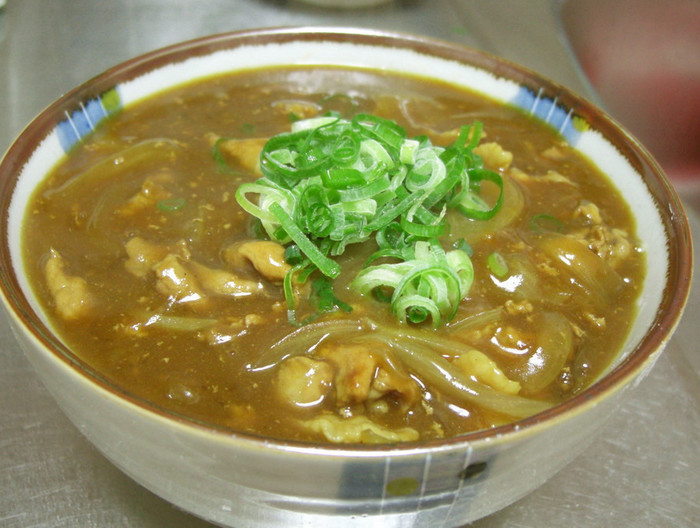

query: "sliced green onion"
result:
(323, 167), (364, 189)
(312, 276), (353, 314)
(235, 182), (295, 240)
(400, 216), (446, 238)
(530, 213), (564, 233)
(400, 138), (420, 165)
(212, 137), (235, 174)
(291, 115), (340, 133)
(283, 263), (307, 326)
(269, 202), (341, 279)
(452, 238), (473, 257)
(352, 240), (473, 328)
(233, 113), (498, 326)
(157, 197), (186, 211)
(453, 168), (504, 220)
(241, 123), (257, 134)
(284, 244), (304, 266)
(487, 251), (509, 278)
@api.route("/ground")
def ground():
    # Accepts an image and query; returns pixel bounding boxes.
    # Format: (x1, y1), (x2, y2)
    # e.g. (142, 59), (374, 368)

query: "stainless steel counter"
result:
(1, 1), (697, 526)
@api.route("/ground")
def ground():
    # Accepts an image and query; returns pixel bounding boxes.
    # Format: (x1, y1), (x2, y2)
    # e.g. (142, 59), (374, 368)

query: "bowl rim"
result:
(0, 26), (693, 454)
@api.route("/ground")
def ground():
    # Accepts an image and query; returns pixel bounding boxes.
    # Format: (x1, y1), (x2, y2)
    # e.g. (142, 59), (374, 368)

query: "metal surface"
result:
(0, 1), (697, 526)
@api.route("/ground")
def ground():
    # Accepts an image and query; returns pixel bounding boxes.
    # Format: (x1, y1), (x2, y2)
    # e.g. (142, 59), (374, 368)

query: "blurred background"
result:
(1, 1), (698, 527)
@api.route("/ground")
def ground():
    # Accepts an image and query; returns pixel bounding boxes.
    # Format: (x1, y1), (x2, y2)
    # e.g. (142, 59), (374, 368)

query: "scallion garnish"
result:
(157, 197), (186, 211)
(487, 251), (509, 278)
(530, 213), (564, 233)
(452, 238), (473, 257)
(212, 137), (235, 174)
(312, 276), (353, 314)
(233, 112), (503, 327)
(284, 244), (304, 266)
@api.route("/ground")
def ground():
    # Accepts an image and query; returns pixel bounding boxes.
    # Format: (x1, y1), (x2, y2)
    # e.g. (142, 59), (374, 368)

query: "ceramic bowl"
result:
(0, 27), (692, 527)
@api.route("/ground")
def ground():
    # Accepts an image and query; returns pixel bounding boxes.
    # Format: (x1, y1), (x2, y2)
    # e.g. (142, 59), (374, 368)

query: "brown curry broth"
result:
(23, 67), (644, 441)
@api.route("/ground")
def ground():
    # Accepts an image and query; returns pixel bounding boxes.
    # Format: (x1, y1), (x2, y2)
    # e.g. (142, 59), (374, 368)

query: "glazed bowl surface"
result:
(0, 27), (692, 527)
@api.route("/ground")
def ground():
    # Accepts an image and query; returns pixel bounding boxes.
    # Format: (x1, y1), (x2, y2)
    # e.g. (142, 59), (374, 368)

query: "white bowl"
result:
(0, 27), (692, 527)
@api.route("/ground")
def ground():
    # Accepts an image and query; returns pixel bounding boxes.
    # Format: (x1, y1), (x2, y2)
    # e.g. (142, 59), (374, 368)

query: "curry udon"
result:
(23, 67), (645, 443)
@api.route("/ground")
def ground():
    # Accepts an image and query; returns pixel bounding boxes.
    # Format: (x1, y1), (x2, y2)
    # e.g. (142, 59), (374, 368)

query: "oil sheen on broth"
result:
(23, 67), (645, 444)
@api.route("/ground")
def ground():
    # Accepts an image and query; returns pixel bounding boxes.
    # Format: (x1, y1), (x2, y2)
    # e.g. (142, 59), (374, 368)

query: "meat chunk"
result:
(578, 225), (633, 269)
(115, 171), (174, 217)
(124, 236), (190, 278)
(152, 254), (265, 309)
(321, 344), (377, 405)
(189, 260), (264, 297)
(44, 249), (94, 320)
(473, 142), (513, 172)
(453, 349), (521, 395)
(510, 167), (574, 185)
(276, 356), (334, 408)
(573, 201), (603, 225)
(207, 135), (266, 175)
(567, 202), (634, 268)
(503, 299), (534, 316)
(300, 414), (419, 444)
(541, 144), (569, 161)
(272, 100), (320, 120)
(199, 313), (272, 345)
(126, 236), (264, 308)
(319, 342), (420, 408)
(153, 254), (207, 307)
(222, 240), (291, 282)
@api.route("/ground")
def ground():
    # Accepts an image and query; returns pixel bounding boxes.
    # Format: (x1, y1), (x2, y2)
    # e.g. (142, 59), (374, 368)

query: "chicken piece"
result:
(272, 100), (320, 120)
(570, 200), (634, 266)
(207, 134), (267, 175)
(319, 343), (420, 407)
(581, 225), (633, 269)
(200, 317), (246, 345)
(44, 249), (94, 320)
(572, 201), (603, 225)
(189, 260), (264, 298)
(222, 240), (291, 282)
(473, 142), (513, 172)
(152, 254), (207, 307)
(510, 167), (574, 185)
(543, 170), (572, 183)
(541, 144), (569, 161)
(453, 349), (521, 395)
(503, 299), (534, 316)
(368, 363), (421, 406)
(276, 356), (334, 408)
(138, 236), (265, 308)
(245, 313), (265, 326)
(124, 237), (190, 278)
(115, 171), (174, 217)
(301, 414), (419, 444)
(320, 344), (376, 405)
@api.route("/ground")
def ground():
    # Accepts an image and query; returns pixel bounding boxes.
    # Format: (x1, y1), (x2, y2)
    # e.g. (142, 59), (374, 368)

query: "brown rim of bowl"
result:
(0, 26), (693, 453)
